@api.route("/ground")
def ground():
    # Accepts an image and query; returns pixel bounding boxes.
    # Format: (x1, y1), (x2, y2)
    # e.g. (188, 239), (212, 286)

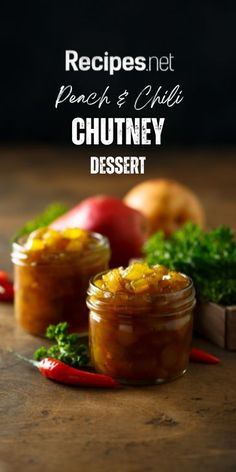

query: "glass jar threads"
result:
(87, 263), (196, 385)
(12, 227), (110, 336)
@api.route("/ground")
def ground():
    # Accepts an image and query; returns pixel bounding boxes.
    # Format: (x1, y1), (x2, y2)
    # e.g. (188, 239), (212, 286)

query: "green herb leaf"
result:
(34, 346), (48, 361)
(13, 202), (68, 241)
(46, 322), (69, 340)
(144, 223), (236, 305)
(34, 323), (89, 368)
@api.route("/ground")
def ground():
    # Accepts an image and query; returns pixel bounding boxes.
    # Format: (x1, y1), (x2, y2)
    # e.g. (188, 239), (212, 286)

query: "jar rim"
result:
(88, 269), (194, 301)
(11, 231), (110, 266)
(87, 270), (196, 318)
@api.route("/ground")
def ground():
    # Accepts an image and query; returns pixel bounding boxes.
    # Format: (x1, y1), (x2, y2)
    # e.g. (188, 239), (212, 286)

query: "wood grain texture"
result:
(0, 147), (236, 472)
(226, 306), (236, 350)
(195, 303), (227, 349)
(195, 303), (236, 351)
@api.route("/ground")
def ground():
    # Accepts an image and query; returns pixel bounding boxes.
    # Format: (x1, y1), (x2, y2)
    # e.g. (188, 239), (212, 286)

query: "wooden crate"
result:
(194, 302), (236, 351)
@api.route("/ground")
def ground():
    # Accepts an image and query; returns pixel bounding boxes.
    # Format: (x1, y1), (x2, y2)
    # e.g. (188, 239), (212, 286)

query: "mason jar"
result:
(87, 272), (196, 385)
(12, 231), (110, 336)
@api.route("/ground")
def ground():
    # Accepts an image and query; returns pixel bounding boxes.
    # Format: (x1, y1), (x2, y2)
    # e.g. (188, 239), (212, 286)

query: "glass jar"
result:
(12, 232), (110, 336)
(87, 272), (196, 385)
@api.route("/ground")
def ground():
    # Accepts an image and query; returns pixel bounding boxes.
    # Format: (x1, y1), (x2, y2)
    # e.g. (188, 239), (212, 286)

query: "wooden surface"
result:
(0, 146), (236, 472)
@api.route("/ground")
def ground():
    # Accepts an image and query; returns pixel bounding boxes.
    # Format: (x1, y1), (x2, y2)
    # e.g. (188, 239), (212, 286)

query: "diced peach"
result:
(94, 279), (105, 289)
(62, 228), (88, 240)
(152, 264), (169, 277)
(99, 262), (189, 296)
(66, 239), (83, 252)
(23, 226), (92, 254)
(42, 228), (60, 240)
(25, 238), (45, 251)
(131, 278), (150, 293)
(41, 229), (63, 249)
(122, 262), (153, 281)
(102, 268), (123, 292)
(27, 228), (47, 240)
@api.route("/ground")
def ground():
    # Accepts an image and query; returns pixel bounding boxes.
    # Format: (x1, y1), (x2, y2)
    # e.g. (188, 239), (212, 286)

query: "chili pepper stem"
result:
(14, 352), (39, 367)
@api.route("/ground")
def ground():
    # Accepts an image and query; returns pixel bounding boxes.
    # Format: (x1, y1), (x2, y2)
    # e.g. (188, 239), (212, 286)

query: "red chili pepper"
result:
(190, 347), (220, 364)
(0, 275), (14, 302)
(38, 357), (120, 388)
(17, 354), (120, 388)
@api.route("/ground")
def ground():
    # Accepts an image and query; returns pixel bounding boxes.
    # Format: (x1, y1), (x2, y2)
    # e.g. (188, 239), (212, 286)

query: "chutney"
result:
(87, 262), (196, 384)
(12, 228), (110, 336)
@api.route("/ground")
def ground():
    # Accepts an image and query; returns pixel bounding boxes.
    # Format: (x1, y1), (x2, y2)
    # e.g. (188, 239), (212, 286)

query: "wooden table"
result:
(0, 147), (236, 472)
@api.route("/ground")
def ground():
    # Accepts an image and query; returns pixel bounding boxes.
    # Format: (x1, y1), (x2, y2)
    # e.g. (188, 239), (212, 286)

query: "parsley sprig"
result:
(34, 322), (89, 368)
(14, 202), (68, 241)
(144, 223), (236, 305)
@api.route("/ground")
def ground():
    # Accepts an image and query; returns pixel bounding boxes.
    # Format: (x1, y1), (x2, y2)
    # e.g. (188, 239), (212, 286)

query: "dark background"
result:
(1, 1), (236, 147)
